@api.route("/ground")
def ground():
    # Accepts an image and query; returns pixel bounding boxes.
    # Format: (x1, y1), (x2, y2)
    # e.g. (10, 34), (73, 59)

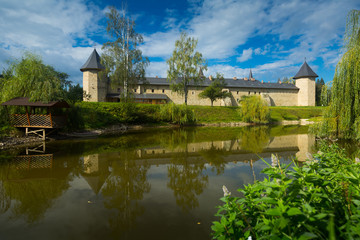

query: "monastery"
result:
(80, 49), (318, 106)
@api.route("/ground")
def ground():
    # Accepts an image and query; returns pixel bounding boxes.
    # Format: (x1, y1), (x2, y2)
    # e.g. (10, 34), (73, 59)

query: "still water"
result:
(0, 125), (316, 240)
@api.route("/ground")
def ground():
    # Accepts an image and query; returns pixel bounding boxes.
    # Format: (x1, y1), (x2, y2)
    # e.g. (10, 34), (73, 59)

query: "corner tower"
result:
(294, 61), (318, 106)
(80, 49), (106, 102)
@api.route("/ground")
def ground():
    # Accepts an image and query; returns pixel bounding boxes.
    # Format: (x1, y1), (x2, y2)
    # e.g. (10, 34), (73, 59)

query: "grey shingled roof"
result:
(142, 77), (298, 90)
(107, 93), (168, 100)
(293, 61), (318, 79)
(80, 49), (105, 72)
(1, 97), (70, 108)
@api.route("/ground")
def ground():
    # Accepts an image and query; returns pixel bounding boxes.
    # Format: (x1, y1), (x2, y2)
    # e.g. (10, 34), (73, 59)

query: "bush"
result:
(239, 96), (270, 123)
(212, 143), (360, 239)
(159, 103), (196, 125)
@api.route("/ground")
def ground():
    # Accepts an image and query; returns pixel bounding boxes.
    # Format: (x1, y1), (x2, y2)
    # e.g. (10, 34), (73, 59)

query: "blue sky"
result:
(1, 0), (359, 85)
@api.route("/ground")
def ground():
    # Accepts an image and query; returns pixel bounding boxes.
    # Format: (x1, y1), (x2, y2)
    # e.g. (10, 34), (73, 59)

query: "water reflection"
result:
(0, 125), (317, 239)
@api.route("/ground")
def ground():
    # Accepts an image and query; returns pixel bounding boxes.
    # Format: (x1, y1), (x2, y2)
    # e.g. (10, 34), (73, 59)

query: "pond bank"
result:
(0, 118), (315, 149)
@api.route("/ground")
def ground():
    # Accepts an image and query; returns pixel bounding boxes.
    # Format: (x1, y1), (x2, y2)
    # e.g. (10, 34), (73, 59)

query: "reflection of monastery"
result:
(4, 134), (314, 196)
(81, 49), (318, 106)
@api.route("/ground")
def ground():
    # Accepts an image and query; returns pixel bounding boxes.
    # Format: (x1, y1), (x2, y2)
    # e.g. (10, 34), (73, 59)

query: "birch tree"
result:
(166, 32), (207, 105)
(102, 6), (149, 99)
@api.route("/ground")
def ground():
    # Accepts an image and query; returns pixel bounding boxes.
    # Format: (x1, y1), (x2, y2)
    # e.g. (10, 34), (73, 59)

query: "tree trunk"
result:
(184, 80), (188, 105)
(211, 100), (213, 107)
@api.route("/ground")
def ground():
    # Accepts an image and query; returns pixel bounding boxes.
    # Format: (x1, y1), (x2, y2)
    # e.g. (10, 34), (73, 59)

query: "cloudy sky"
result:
(1, 0), (359, 85)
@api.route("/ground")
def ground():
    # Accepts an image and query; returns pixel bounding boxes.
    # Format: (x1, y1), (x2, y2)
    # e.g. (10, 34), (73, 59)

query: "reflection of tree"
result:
(101, 154), (150, 236)
(199, 142), (228, 175)
(160, 128), (196, 150)
(239, 126), (270, 153)
(0, 159), (71, 223)
(167, 151), (208, 211)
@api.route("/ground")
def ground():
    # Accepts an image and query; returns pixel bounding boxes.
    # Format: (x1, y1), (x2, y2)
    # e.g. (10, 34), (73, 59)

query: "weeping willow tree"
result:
(319, 10), (360, 139)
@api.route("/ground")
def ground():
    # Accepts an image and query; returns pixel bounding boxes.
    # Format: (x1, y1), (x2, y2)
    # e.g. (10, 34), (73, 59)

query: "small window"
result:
(248, 91), (250, 95)
(144, 89), (147, 93)
(152, 89), (154, 93)
(254, 92), (256, 94)
(117, 88), (121, 92)
(162, 89), (165, 93)
(192, 91), (194, 95)
(134, 89), (137, 92)
(259, 92), (261, 94)
(237, 91), (239, 94)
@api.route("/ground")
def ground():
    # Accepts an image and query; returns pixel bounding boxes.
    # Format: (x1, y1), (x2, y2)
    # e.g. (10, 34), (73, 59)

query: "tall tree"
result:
(166, 32), (207, 105)
(198, 73), (231, 106)
(320, 10), (360, 139)
(0, 52), (71, 103)
(102, 6), (149, 99)
(315, 77), (325, 106)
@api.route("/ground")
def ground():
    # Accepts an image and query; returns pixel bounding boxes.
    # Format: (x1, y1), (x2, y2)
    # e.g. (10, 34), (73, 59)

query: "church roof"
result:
(142, 77), (299, 90)
(80, 49), (105, 72)
(249, 69), (253, 79)
(293, 61), (318, 79)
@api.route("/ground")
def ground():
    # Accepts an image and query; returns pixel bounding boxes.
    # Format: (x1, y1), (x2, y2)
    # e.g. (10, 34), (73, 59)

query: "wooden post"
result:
(25, 107), (30, 126)
(42, 129), (45, 141)
(49, 112), (53, 127)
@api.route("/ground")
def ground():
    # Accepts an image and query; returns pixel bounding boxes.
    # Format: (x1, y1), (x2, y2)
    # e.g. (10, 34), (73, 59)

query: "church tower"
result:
(80, 49), (106, 102)
(294, 61), (318, 106)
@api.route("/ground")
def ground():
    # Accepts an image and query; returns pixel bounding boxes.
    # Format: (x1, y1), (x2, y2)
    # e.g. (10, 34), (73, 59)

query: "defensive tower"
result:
(80, 49), (106, 102)
(294, 61), (318, 106)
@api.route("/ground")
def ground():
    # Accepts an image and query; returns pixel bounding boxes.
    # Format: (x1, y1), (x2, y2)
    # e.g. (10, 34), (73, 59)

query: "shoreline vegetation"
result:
(0, 102), (324, 149)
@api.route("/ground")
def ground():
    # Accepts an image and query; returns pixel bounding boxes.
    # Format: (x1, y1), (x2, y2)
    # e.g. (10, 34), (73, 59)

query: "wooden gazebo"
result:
(1, 97), (70, 139)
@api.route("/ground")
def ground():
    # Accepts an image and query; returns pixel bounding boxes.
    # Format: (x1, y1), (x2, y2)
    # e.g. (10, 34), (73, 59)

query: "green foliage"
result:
(0, 52), (68, 103)
(159, 103), (196, 125)
(316, 78), (325, 106)
(318, 10), (360, 139)
(101, 6), (149, 98)
(166, 32), (207, 104)
(320, 83), (331, 106)
(198, 73), (231, 106)
(239, 96), (270, 124)
(212, 143), (360, 239)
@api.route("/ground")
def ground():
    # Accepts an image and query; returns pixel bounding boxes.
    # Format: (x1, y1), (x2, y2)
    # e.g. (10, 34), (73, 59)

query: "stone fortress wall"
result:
(80, 49), (318, 107)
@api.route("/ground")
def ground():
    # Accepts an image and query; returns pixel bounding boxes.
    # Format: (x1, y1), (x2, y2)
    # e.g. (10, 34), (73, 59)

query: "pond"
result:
(0, 125), (316, 240)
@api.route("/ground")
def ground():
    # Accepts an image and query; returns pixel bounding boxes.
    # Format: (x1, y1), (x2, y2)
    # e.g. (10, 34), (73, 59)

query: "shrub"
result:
(212, 143), (360, 239)
(159, 103), (196, 125)
(239, 96), (270, 123)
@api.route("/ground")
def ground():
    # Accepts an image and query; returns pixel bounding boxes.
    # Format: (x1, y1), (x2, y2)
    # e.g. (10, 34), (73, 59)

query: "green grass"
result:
(66, 102), (326, 131)
(189, 106), (242, 123)
(269, 106), (325, 122)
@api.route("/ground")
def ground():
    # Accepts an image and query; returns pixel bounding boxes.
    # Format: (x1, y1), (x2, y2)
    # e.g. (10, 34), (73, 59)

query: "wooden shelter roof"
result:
(1, 97), (70, 108)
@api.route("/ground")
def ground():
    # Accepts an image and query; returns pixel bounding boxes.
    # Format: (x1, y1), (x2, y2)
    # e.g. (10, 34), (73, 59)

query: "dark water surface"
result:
(0, 125), (316, 240)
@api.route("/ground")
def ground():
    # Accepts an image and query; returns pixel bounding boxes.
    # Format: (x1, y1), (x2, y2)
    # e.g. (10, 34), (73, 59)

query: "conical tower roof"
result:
(80, 49), (105, 72)
(199, 67), (204, 77)
(293, 61), (318, 79)
(249, 69), (253, 79)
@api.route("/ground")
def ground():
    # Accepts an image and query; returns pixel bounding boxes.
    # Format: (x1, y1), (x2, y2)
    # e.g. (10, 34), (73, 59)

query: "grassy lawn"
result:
(189, 105), (325, 123)
(269, 106), (326, 122)
(189, 105), (242, 123)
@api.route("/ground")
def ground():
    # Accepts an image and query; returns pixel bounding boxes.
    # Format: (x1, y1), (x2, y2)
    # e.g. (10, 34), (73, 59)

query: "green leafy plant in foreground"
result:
(212, 143), (360, 239)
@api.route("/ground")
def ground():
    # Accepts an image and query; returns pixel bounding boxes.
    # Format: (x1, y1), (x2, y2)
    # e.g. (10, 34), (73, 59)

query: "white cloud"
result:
(141, 0), (359, 81)
(0, 0), (104, 84)
(146, 61), (168, 78)
(237, 48), (253, 62)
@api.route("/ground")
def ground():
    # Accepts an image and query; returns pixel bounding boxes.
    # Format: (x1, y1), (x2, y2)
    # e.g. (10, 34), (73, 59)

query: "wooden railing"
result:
(9, 114), (67, 128)
(13, 154), (53, 169)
